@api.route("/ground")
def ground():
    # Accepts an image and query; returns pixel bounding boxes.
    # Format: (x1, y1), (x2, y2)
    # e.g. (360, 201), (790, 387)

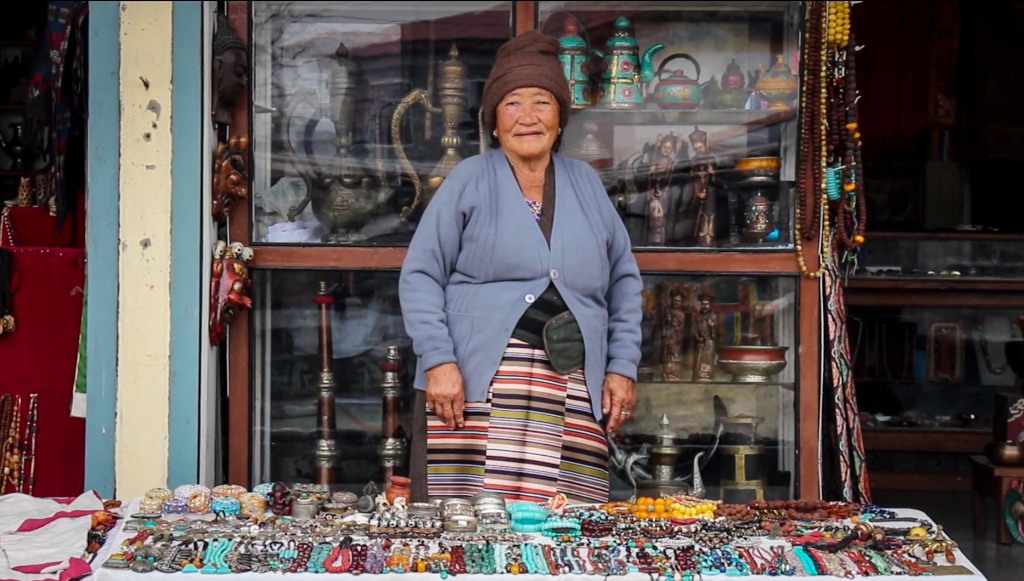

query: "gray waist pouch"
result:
(542, 311), (585, 375)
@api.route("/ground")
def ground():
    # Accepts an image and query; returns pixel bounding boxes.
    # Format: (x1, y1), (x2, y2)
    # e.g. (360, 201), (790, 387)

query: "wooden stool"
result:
(970, 454), (1024, 544)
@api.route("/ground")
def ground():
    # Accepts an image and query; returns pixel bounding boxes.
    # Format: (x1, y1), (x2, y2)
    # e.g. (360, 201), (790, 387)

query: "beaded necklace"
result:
(824, 1), (867, 269)
(2, 394), (21, 493)
(0, 394), (11, 492)
(830, 38), (868, 255)
(22, 393), (37, 494)
(793, 1), (831, 279)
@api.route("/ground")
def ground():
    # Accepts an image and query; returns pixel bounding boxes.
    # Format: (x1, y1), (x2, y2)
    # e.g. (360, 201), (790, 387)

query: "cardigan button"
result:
(525, 294), (535, 303)
(549, 269), (559, 279)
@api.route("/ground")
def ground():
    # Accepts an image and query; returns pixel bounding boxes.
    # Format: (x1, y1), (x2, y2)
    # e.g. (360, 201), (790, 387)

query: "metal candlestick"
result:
(313, 281), (339, 486)
(377, 345), (407, 486)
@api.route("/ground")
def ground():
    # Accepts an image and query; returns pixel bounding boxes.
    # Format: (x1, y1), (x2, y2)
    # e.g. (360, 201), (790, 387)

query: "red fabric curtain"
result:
(0, 247), (85, 497)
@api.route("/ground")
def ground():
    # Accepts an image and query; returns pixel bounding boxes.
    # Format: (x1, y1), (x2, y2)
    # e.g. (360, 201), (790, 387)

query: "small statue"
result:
(16, 177), (32, 207)
(688, 127), (718, 247)
(212, 136), (249, 222)
(693, 293), (718, 382)
(645, 133), (679, 246)
(212, 15), (248, 126)
(269, 481), (293, 516)
(660, 288), (687, 381)
(208, 240), (254, 344)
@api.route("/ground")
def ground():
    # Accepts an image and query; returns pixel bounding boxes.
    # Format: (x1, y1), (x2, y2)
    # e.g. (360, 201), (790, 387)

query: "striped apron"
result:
(426, 338), (610, 503)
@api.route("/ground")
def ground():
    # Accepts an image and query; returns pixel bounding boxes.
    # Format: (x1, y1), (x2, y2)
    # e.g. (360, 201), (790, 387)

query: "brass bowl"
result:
(716, 345), (788, 382)
(734, 156), (781, 184)
(987, 441), (1024, 466)
(716, 359), (788, 383)
(716, 345), (789, 362)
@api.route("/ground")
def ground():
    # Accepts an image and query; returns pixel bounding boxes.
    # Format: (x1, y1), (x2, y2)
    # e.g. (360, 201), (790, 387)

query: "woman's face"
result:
(494, 87), (560, 163)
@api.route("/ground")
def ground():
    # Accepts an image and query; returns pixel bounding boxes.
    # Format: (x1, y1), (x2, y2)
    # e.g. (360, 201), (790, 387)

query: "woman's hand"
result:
(425, 362), (466, 429)
(601, 372), (636, 433)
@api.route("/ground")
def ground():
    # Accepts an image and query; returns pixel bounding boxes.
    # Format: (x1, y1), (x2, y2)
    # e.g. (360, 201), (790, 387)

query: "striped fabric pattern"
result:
(426, 339), (610, 503)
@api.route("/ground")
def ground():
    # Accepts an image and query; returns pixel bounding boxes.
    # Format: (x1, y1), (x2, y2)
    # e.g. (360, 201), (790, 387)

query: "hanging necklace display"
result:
(927, 321), (965, 384)
(974, 316), (1019, 386)
(792, 1), (830, 279)
(879, 320), (915, 384)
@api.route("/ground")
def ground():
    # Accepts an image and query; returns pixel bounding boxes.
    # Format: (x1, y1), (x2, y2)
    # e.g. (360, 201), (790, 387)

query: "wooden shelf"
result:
(866, 230), (1024, 242)
(573, 107), (796, 128)
(863, 427), (988, 492)
(862, 427), (990, 454)
(246, 243), (802, 274)
(868, 471), (972, 492)
(844, 278), (1024, 308)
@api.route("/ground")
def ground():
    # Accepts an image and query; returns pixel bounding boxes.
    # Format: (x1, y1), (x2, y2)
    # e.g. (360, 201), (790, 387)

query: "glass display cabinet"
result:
(845, 233), (1024, 491)
(228, 0), (818, 501)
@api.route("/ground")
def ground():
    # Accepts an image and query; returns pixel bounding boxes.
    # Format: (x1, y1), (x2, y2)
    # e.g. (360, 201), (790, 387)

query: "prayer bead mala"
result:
(794, 1), (832, 278)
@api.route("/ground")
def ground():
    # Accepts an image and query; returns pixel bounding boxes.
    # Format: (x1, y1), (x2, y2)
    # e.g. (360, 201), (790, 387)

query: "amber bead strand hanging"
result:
(836, 35), (867, 251)
(793, 1), (831, 278)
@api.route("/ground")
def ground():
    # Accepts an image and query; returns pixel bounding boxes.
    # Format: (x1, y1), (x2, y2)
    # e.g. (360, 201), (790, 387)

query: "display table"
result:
(87, 499), (988, 581)
(970, 453), (1024, 544)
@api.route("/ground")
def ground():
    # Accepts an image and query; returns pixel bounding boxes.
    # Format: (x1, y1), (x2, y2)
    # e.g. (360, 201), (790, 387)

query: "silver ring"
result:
(620, 411), (631, 418)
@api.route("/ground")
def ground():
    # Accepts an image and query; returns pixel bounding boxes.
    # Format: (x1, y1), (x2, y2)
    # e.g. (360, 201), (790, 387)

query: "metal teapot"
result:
(652, 53), (703, 110)
(282, 42), (389, 243)
(557, 17), (592, 109)
(591, 16), (664, 109)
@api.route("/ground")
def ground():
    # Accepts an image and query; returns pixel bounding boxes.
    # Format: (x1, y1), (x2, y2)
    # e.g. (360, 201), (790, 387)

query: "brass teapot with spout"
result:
(390, 44), (469, 220)
(283, 42), (390, 243)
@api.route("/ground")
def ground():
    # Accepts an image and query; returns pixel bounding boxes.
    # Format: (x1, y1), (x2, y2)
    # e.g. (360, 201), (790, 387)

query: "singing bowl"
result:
(716, 345), (788, 362)
(716, 345), (788, 383)
(987, 441), (1024, 466)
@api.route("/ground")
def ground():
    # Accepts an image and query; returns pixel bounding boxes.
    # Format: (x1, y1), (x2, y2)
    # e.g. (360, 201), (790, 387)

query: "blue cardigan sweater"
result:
(398, 149), (643, 420)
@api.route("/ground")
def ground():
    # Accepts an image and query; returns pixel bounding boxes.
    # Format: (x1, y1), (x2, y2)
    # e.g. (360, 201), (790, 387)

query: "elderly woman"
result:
(399, 30), (643, 504)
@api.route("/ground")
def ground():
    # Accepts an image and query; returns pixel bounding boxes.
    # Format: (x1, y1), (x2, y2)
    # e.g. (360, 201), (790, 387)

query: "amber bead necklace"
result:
(824, 1), (867, 259)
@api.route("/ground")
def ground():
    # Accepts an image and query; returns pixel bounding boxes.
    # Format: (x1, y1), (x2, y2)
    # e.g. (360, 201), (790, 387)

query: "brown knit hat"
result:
(482, 30), (570, 134)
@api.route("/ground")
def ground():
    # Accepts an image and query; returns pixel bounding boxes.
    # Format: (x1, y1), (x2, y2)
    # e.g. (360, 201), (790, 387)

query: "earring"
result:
(558, 128), (562, 135)
(492, 130), (497, 137)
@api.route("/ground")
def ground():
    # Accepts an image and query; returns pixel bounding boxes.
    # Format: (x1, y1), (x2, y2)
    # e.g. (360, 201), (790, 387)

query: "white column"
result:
(116, 0), (174, 498)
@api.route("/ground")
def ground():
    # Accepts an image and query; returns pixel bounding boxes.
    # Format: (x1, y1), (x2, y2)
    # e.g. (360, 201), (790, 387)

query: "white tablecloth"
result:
(90, 501), (987, 580)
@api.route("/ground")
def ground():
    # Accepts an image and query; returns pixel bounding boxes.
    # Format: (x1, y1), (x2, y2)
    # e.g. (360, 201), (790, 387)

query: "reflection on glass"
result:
(252, 269), (414, 491)
(251, 269), (798, 499)
(540, 1), (801, 250)
(251, 2), (513, 245)
(611, 273), (797, 502)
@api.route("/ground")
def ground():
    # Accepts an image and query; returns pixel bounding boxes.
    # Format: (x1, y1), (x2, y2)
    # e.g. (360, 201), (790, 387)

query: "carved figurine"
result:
(16, 177), (32, 207)
(269, 481), (293, 516)
(208, 240), (254, 345)
(688, 127), (718, 247)
(212, 135), (249, 222)
(212, 15), (248, 126)
(661, 288), (687, 381)
(645, 133), (680, 246)
(693, 293), (718, 382)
